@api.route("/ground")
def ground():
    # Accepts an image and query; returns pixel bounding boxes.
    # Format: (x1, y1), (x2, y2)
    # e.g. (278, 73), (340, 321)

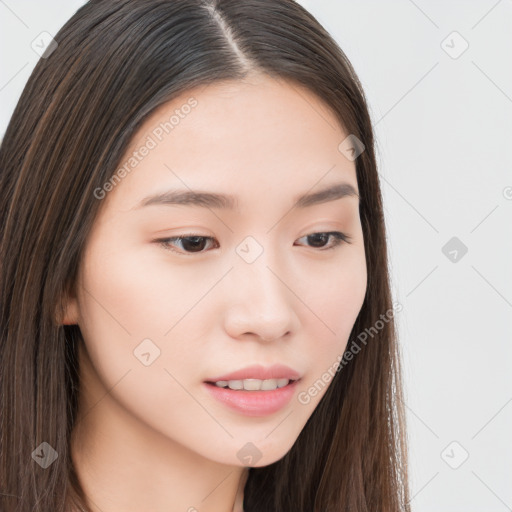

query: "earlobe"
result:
(60, 299), (80, 325)
(55, 282), (80, 325)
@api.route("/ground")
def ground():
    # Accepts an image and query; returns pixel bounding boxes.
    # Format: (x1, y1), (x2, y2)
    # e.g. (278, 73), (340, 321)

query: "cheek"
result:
(299, 245), (367, 335)
(78, 241), (212, 339)
(75, 243), (207, 425)
(75, 239), (219, 388)
(296, 248), (367, 383)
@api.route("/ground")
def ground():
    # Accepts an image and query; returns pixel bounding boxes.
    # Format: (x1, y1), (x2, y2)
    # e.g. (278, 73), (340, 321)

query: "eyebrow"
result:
(135, 181), (359, 211)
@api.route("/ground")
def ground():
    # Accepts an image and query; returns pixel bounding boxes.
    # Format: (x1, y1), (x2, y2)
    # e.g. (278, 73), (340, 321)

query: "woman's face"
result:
(64, 72), (367, 467)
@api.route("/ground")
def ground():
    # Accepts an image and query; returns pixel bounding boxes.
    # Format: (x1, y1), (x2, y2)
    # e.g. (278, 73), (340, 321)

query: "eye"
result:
(156, 234), (218, 255)
(155, 231), (351, 255)
(294, 231), (351, 250)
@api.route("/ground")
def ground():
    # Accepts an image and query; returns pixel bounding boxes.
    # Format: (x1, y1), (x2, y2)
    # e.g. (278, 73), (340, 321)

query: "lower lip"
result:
(203, 380), (299, 417)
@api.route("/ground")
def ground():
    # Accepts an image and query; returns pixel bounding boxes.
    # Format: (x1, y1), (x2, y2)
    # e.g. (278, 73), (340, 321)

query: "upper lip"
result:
(205, 364), (301, 383)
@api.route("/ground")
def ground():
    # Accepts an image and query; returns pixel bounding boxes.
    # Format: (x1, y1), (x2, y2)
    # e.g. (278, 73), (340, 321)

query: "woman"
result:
(0, 1), (410, 510)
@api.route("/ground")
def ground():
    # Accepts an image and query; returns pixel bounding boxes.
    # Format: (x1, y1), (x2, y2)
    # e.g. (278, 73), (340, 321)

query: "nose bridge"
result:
(225, 237), (297, 339)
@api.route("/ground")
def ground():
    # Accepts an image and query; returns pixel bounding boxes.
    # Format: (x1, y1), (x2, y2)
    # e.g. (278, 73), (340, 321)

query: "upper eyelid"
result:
(162, 231), (346, 242)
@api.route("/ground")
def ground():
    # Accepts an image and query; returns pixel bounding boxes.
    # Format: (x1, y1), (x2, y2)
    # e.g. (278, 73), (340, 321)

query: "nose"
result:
(223, 255), (300, 343)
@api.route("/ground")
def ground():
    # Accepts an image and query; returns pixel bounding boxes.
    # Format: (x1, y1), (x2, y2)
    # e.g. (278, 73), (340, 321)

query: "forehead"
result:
(105, 74), (357, 210)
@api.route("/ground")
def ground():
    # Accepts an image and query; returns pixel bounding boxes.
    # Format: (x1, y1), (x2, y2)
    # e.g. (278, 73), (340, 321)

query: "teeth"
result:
(213, 378), (291, 390)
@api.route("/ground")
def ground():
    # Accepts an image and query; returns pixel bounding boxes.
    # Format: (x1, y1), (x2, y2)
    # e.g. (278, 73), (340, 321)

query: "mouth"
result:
(204, 378), (299, 391)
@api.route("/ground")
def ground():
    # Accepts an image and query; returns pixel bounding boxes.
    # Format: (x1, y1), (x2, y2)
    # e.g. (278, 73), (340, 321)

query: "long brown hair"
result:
(0, 1), (410, 510)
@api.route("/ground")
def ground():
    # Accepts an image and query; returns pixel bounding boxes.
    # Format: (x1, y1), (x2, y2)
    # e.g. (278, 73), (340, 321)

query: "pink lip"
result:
(205, 364), (301, 383)
(203, 379), (300, 417)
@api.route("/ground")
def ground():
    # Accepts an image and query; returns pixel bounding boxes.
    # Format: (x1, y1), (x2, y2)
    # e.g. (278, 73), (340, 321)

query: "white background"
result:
(1, 1), (511, 510)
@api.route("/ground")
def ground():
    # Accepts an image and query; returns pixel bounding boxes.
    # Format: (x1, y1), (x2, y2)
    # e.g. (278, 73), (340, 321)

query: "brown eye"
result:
(294, 231), (351, 250)
(158, 235), (218, 254)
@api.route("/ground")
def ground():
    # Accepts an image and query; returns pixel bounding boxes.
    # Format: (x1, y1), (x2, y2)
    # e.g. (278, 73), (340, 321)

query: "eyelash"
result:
(155, 231), (351, 256)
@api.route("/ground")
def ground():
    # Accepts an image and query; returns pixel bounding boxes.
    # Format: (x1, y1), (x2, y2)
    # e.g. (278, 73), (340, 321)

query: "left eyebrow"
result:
(134, 181), (359, 211)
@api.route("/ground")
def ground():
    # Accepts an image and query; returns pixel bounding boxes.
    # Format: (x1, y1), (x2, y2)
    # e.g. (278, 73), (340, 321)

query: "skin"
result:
(62, 71), (367, 512)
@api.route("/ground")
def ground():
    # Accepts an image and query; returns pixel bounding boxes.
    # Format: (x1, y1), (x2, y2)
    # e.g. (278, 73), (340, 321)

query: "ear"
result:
(55, 280), (80, 325)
